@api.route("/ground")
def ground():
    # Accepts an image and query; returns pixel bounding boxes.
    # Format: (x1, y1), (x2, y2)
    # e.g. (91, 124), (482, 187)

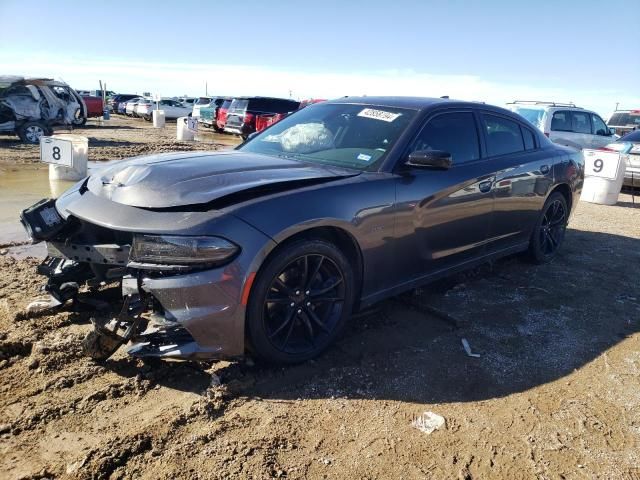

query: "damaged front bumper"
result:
(21, 194), (272, 361)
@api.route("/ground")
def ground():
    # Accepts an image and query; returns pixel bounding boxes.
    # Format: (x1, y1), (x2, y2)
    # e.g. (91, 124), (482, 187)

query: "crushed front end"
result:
(19, 184), (270, 362)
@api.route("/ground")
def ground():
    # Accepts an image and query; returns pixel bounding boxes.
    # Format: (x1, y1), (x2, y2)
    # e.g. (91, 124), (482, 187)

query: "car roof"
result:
(327, 96), (524, 116)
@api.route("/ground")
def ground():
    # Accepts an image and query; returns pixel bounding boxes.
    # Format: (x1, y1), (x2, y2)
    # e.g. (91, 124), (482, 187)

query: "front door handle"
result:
(478, 180), (493, 193)
(540, 164), (550, 174)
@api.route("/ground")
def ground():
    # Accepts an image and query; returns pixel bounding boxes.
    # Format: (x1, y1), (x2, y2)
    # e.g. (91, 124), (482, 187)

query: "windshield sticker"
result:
(358, 108), (402, 122)
(357, 153), (373, 162)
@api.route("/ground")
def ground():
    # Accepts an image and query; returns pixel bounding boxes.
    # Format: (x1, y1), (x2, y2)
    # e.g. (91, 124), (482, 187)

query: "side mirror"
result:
(406, 150), (452, 169)
(609, 127), (616, 135)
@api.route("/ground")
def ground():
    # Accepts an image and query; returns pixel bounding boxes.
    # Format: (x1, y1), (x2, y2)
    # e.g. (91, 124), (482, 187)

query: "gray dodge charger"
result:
(21, 97), (584, 363)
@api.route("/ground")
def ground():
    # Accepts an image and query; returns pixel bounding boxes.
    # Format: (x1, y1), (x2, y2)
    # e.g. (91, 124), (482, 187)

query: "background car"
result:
(506, 101), (614, 150)
(224, 96), (300, 139)
(215, 98), (233, 132)
(197, 97), (229, 130)
(135, 98), (192, 120)
(608, 109), (640, 137)
(602, 129), (640, 188)
(179, 97), (197, 109)
(109, 94), (137, 113)
(125, 97), (144, 116)
(191, 96), (213, 118)
(75, 96), (105, 125)
(0, 76), (86, 143)
(26, 97), (583, 364)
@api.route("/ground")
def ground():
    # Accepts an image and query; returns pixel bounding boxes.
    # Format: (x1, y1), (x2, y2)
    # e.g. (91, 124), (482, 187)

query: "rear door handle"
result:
(478, 180), (493, 193)
(540, 164), (550, 174)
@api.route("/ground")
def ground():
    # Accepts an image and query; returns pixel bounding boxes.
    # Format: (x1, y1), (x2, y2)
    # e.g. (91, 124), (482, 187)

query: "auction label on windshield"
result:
(358, 108), (402, 122)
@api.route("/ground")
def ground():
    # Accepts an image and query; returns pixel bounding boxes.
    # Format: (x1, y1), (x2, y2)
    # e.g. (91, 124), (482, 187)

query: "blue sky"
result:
(1, 0), (637, 116)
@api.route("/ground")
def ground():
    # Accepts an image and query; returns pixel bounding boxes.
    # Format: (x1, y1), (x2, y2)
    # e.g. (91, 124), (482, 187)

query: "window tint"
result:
(551, 111), (571, 132)
(411, 112), (480, 164)
(591, 114), (608, 135)
(482, 114), (524, 156)
(572, 112), (591, 134)
(522, 127), (536, 150)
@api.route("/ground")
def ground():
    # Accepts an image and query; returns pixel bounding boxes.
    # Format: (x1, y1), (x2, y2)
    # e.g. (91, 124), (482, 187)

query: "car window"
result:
(229, 99), (248, 112)
(522, 126), (536, 150)
(411, 112), (480, 164)
(572, 111), (591, 134)
(591, 114), (608, 135)
(482, 114), (525, 156)
(551, 111), (572, 132)
(512, 106), (545, 130)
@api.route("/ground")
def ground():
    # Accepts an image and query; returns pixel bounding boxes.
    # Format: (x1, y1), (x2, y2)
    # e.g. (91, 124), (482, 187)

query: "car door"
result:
(480, 112), (553, 251)
(393, 109), (496, 283)
(590, 113), (614, 149)
(571, 110), (594, 149)
(549, 110), (583, 149)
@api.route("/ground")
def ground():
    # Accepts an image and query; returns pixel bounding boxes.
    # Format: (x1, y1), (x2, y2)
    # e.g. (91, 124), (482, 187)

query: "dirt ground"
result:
(1, 116), (640, 479)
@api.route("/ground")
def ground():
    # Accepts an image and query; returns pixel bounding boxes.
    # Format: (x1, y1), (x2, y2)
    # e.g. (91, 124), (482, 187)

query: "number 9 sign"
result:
(584, 150), (621, 180)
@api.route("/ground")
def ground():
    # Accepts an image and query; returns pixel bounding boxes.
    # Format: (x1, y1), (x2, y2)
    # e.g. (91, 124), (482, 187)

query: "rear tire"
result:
(528, 192), (568, 264)
(247, 239), (355, 364)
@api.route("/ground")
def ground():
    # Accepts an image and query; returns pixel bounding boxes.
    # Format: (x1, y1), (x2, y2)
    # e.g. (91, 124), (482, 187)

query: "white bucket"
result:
(47, 134), (88, 181)
(153, 109), (166, 128)
(580, 149), (626, 205)
(176, 116), (196, 141)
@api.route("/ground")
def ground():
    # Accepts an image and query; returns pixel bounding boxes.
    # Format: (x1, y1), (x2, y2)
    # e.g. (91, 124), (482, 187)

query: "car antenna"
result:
(440, 95), (449, 99)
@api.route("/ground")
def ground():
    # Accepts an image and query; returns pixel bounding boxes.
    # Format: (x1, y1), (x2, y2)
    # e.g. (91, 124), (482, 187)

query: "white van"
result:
(506, 101), (615, 150)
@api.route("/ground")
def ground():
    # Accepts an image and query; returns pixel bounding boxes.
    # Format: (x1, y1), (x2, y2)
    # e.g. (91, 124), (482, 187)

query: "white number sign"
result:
(40, 137), (73, 167)
(187, 116), (198, 131)
(583, 150), (621, 180)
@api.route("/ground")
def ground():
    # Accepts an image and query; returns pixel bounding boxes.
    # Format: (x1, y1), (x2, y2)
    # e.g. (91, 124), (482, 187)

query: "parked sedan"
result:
(603, 130), (640, 188)
(21, 97), (583, 364)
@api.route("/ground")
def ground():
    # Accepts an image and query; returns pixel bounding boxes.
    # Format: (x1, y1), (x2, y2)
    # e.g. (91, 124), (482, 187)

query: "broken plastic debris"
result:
(412, 411), (445, 435)
(461, 338), (481, 358)
(26, 295), (62, 313)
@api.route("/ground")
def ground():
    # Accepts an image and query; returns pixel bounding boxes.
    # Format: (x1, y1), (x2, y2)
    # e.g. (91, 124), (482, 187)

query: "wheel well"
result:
(550, 183), (572, 211)
(266, 227), (364, 309)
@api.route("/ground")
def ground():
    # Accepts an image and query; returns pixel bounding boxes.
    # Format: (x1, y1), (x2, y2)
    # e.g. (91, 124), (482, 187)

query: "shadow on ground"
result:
(98, 228), (639, 405)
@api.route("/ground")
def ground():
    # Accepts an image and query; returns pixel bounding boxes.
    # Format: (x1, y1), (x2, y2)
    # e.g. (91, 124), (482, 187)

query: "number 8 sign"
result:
(40, 137), (73, 167)
(583, 150), (621, 181)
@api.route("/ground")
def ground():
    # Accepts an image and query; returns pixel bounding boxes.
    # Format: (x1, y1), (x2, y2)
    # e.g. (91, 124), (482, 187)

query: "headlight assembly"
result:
(130, 234), (239, 266)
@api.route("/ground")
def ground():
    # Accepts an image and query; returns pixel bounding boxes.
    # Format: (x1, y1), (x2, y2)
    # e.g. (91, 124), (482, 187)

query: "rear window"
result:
(550, 111), (572, 132)
(482, 114), (525, 156)
(196, 97), (212, 105)
(512, 107), (545, 130)
(229, 99), (248, 112)
(221, 99), (232, 110)
(571, 111), (591, 134)
(609, 112), (640, 127)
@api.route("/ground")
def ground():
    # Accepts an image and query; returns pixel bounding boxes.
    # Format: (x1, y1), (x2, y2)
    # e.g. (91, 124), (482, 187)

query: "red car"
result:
(255, 98), (326, 133)
(216, 98), (233, 132)
(76, 96), (104, 125)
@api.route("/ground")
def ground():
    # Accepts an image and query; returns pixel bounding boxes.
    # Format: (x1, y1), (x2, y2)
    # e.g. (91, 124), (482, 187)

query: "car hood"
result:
(87, 150), (360, 209)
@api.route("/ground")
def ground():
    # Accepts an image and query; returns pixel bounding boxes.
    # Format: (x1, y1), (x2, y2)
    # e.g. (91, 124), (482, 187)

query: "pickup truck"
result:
(76, 96), (104, 124)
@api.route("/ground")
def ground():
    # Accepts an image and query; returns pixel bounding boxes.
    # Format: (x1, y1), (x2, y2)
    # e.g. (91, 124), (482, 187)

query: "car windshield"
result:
(238, 103), (417, 171)
(609, 112), (640, 127)
(512, 107), (546, 130)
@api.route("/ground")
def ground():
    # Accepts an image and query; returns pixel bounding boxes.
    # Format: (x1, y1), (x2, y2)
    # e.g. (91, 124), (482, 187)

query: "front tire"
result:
(247, 239), (355, 364)
(528, 192), (568, 264)
(17, 121), (51, 144)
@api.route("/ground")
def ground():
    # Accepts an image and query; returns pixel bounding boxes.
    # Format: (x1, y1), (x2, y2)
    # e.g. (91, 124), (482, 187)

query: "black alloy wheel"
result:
(529, 192), (568, 263)
(247, 240), (354, 364)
